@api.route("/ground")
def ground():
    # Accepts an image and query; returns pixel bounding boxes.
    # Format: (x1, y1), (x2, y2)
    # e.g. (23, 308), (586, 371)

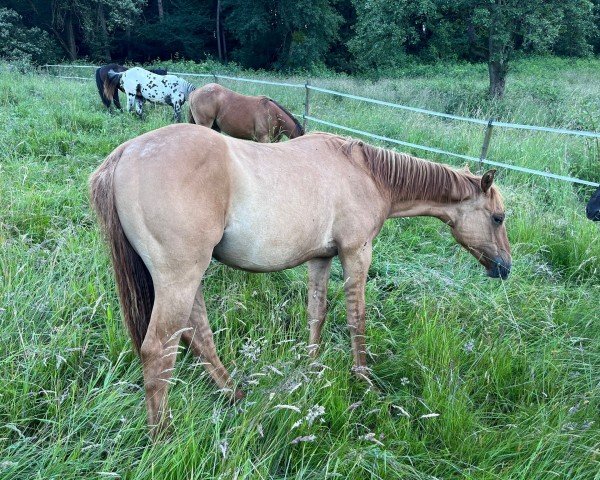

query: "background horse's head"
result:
(586, 186), (600, 221)
(446, 170), (512, 279)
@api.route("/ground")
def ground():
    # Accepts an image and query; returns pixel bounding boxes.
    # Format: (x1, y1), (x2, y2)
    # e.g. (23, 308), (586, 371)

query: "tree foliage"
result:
(0, 0), (598, 95)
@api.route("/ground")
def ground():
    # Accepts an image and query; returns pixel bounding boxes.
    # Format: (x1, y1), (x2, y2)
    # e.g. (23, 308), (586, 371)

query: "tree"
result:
(0, 7), (60, 64)
(223, 0), (342, 70)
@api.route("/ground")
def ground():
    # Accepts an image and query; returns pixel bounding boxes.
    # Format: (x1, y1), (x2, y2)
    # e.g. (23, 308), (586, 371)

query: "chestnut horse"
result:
(95, 63), (167, 110)
(90, 124), (511, 435)
(586, 186), (600, 221)
(188, 83), (304, 142)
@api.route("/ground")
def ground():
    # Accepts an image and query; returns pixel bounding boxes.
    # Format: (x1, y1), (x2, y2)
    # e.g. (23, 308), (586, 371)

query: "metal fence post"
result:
(479, 118), (494, 172)
(213, 73), (218, 84)
(303, 80), (310, 130)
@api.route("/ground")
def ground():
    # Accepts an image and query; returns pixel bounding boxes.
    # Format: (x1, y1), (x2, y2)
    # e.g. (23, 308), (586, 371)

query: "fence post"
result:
(213, 73), (218, 84)
(479, 118), (494, 172)
(303, 80), (310, 130)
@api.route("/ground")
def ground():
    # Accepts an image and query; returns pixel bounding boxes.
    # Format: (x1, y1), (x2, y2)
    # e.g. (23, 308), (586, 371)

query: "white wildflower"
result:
(305, 404), (325, 426)
(219, 440), (228, 459)
(400, 377), (410, 386)
(274, 404), (302, 413)
(240, 339), (261, 362)
(291, 435), (316, 444)
(360, 432), (384, 447)
(419, 413), (440, 419)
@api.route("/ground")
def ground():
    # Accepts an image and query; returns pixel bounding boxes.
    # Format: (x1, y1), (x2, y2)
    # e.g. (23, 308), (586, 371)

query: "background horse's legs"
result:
(135, 97), (144, 118)
(339, 243), (373, 384)
(140, 270), (201, 436)
(113, 89), (122, 110)
(126, 93), (135, 112)
(307, 257), (333, 356)
(181, 285), (243, 400)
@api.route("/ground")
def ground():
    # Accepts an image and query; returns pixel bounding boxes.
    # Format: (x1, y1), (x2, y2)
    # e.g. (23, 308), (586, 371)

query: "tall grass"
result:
(0, 58), (598, 479)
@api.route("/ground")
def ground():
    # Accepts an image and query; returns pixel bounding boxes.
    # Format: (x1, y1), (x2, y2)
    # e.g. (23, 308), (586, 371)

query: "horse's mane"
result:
(338, 137), (493, 203)
(268, 99), (305, 136)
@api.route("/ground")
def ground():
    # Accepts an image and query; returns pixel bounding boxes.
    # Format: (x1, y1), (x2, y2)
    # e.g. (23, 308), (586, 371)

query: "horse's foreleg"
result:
(140, 274), (201, 437)
(126, 93), (135, 113)
(173, 102), (182, 123)
(307, 257), (333, 357)
(181, 285), (243, 400)
(135, 97), (144, 118)
(340, 243), (373, 384)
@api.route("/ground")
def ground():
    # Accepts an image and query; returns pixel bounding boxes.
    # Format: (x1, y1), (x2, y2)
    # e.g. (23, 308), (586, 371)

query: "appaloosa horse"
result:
(90, 125), (511, 435)
(103, 67), (195, 122)
(188, 83), (304, 142)
(95, 63), (167, 110)
(586, 186), (600, 221)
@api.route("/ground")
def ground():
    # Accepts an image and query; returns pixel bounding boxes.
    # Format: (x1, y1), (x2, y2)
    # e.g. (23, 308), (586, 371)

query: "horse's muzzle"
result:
(487, 256), (511, 280)
(586, 205), (600, 221)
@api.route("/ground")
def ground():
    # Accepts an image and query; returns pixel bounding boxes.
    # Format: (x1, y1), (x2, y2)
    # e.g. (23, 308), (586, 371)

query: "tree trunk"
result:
(216, 0), (222, 61)
(65, 12), (77, 60)
(98, 2), (111, 61)
(157, 0), (164, 21)
(488, 60), (507, 98)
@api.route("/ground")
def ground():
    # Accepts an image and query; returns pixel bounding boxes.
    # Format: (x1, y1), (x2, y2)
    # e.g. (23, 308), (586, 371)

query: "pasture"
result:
(0, 58), (599, 479)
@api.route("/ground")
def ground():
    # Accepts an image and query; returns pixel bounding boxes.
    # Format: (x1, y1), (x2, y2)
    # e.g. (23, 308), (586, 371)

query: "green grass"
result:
(1, 57), (599, 479)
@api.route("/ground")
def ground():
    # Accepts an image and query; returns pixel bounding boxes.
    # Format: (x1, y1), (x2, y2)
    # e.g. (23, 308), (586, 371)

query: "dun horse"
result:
(95, 63), (167, 110)
(90, 124), (511, 435)
(103, 67), (195, 122)
(586, 186), (600, 221)
(188, 83), (304, 142)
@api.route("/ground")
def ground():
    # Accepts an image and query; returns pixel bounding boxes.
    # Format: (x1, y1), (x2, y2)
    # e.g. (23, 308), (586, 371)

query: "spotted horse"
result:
(103, 67), (196, 122)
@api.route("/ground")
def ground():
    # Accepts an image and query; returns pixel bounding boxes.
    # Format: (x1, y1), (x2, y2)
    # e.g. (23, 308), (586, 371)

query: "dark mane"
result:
(268, 98), (305, 136)
(341, 138), (490, 203)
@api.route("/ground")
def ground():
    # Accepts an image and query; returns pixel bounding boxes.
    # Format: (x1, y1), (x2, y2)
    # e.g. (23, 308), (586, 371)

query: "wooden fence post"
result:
(479, 118), (494, 172)
(303, 80), (310, 130)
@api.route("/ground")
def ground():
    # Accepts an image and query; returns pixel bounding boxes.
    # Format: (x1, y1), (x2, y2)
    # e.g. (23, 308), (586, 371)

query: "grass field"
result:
(0, 57), (599, 479)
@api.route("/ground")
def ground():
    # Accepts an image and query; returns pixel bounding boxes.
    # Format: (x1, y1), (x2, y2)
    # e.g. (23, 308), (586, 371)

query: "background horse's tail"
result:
(89, 147), (154, 354)
(269, 99), (305, 138)
(96, 68), (111, 108)
(103, 70), (123, 105)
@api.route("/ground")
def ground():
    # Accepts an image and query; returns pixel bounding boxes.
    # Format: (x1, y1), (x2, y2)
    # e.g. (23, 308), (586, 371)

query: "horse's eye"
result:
(492, 213), (505, 225)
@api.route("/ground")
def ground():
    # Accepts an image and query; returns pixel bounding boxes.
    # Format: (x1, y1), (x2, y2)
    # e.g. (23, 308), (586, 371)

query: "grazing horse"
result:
(586, 186), (600, 221)
(188, 83), (304, 142)
(95, 63), (167, 110)
(90, 124), (511, 435)
(103, 67), (195, 122)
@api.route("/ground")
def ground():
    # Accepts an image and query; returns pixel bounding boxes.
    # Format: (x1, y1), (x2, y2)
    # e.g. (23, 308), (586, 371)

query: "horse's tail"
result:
(269, 99), (305, 138)
(103, 70), (123, 105)
(96, 68), (111, 108)
(89, 146), (154, 354)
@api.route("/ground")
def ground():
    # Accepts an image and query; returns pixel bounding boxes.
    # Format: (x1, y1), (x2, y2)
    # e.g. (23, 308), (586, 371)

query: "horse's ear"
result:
(463, 163), (471, 173)
(481, 169), (496, 194)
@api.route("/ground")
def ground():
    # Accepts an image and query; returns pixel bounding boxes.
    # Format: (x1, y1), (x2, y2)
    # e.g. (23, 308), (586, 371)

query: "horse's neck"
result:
(382, 155), (477, 220)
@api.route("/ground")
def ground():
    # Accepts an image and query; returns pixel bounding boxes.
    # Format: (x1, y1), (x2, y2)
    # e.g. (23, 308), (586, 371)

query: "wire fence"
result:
(41, 64), (600, 188)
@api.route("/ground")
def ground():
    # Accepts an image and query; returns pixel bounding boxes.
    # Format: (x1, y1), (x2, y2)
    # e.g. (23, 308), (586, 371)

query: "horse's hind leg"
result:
(113, 90), (122, 110)
(181, 285), (243, 400)
(140, 272), (201, 436)
(339, 243), (373, 385)
(307, 257), (332, 357)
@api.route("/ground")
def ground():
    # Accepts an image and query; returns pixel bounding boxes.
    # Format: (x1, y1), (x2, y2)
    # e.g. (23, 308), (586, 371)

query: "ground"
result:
(0, 57), (598, 479)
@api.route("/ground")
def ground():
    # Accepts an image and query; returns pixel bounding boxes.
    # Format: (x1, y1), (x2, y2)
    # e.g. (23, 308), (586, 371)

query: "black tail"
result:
(96, 68), (111, 108)
(103, 70), (122, 104)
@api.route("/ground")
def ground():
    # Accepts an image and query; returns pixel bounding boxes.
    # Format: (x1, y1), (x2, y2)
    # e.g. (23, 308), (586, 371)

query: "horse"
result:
(586, 186), (600, 221)
(95, 63), (167, 110)
(89, 124), (511, 435)
(103, 67), (195, 122)
(188, 83), (304, 142)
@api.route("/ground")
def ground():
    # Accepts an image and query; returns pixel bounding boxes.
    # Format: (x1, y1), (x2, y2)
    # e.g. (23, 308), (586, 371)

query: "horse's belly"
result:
(212, 219), (336, 272)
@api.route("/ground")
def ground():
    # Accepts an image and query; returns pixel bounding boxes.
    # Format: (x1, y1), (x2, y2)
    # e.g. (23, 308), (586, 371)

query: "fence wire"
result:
(41, 64), (600, 188)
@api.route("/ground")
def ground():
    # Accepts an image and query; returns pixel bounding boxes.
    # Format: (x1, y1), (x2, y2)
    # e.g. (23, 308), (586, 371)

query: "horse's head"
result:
(446, 170), (512, 279)
(586, 186), (600, 221)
